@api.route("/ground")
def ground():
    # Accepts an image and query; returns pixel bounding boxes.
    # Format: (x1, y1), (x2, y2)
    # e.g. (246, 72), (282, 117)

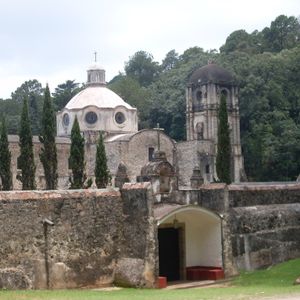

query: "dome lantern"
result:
(87, 64), (106, 86)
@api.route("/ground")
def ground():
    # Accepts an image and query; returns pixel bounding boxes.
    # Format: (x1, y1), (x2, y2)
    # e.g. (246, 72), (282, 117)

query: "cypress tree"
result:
(17, 96), (36, 190)
(39, 84), (58, 190)
(69, 116), (86, 189)
(95, 133), (110, 188)
(0, 118), (13, 190)
(216, 93), (231, 184)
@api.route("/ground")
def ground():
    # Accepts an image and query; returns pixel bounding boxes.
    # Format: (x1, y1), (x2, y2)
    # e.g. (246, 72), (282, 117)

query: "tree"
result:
(17, 96), (36, 190)
(11, 79), (44, 135)
(52, 80), (81, 111)
(95, 133), (110, 188)
(108, 75), (151, 129)
(39, 84), (58, 190)
(262, 15), (300, 52)
(0, 99), (21, 134)
(69, 116), (86, 189)
(0, 118), (13, 190)
(216, 93), (231, 184)
(161, 50), (179, 72)
(125, 51), (160, 87)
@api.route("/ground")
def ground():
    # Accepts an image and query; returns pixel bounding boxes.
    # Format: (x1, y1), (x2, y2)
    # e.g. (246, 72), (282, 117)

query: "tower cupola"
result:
(86, 64), (106, 86)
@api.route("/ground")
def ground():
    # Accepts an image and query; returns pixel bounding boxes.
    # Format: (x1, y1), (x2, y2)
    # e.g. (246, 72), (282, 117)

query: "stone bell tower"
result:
(186, 62), (245, 183)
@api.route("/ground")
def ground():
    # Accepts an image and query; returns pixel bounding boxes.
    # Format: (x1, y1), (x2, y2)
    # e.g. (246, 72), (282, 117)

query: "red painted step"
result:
(186, 266), (225, 281)
(156, 276), (167, 288)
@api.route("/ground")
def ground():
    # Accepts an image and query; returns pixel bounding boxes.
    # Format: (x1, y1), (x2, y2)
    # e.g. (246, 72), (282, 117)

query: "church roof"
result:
(65, 86), (135, 110)
(189, 63), (234, 85)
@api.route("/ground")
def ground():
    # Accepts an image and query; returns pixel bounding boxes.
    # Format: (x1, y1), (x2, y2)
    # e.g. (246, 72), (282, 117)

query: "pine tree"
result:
(17, 96), (36, 190)
(39, 84), (57, 190)
(69, 116), (86, 189)
(216, 93), (231, 184)
(0, 118), (13, 190)
(95, 133), (110, 188)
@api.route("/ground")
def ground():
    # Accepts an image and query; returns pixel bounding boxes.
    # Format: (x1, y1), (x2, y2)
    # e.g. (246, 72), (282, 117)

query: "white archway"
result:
(155, 205), (223, 280)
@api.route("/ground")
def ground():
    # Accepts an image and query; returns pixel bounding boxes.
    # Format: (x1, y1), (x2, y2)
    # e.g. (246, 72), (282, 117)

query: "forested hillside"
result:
(0, 15), (299, 181)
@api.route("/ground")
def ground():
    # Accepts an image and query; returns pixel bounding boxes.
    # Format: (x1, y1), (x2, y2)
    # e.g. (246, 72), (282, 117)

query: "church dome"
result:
(65, 86), (134, 110)
(189, 63), (234, 85)
(65, 62), (134, 110)
(56, 62), (138, 137)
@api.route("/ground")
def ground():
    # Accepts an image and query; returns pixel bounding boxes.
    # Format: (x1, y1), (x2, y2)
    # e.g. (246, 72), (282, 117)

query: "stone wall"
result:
(0, 184), (156, 289)
(228, 183), (300, 270)
(8, 135), (71, 190)
(176, 140), (214, 186)
(172, 183), (300, 272)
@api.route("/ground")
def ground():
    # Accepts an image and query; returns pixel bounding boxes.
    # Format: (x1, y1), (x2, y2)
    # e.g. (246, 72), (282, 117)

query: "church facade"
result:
(8, 62), (245, 190)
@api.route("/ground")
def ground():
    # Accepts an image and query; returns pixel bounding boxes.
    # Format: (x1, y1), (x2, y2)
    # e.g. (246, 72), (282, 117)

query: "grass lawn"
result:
(0, 259), (299, 300)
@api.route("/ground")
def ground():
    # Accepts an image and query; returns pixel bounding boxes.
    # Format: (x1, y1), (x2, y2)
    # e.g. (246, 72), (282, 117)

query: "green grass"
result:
(0, 259), (300, 300)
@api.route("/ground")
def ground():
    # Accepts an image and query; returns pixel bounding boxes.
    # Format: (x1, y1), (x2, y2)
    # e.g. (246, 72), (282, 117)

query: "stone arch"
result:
(195, 122), (204, 140)
(220, 88), (231, 106)
(155, 205), (223, 281)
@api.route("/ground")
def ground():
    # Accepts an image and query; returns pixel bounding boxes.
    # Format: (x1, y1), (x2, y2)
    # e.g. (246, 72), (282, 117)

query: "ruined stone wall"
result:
(0, 184), (156, 289)
(228, 183), (300, 270)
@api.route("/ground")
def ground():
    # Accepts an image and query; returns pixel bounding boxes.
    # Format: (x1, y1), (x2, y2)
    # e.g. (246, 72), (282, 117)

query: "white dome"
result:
(65, 86), (134, 110)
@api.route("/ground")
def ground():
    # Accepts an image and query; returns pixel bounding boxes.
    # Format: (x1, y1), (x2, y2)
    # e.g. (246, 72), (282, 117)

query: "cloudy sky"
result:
(0, 0), (298, 98)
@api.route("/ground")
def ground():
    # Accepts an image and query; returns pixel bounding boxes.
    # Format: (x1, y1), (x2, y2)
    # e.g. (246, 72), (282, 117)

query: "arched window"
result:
(196, 122), (204, 140)
(148, 147), (155, 161)
(193, 90), (203, 111)
(196, 91), (202, 102)
(205, 164), (210, 174)
(221, 89), (227, 97)
(221, 89), (231, 106)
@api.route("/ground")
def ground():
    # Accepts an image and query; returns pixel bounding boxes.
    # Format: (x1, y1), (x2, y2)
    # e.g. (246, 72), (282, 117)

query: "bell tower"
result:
(186, 63), (245, 183)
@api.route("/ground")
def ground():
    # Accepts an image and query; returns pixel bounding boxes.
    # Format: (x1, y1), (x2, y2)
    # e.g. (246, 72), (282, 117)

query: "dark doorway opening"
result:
(158, 227), (180, 281)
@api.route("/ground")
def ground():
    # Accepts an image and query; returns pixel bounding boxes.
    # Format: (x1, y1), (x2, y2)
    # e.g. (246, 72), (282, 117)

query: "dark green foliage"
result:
(0, 100), (21, 134)
(69, 117), (86, 189)
(17, 96), (36, 190)
(53, 80), (81, 111)
(125, 51), (160, 87)
(11, 79), (44, 135)
(108, 75), (151, 129)
(39, 85), (57, 190)
(227, 49), (300, 181)
(220, 15), (300, 54)
(263, 15), (300, 52)
(216, 94), (231, 184)
(0, 118), (12, 190)
(95, 133), (111, 188)
(161, 50), (179, 72)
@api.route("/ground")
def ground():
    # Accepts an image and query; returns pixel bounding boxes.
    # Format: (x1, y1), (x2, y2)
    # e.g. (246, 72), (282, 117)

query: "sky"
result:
(0, 0), (298, 98)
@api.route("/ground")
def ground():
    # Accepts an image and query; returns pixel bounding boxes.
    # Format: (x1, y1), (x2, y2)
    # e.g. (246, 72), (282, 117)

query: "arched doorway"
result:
(155, 205), (223, 282)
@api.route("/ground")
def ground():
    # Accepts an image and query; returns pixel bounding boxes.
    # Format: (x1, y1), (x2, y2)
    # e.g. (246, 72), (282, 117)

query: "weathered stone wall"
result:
(0, 184), (156, 289)
(176, 140), (214, 186)
(125, 130), (175, 181)
(8, 135), (71, 190)
(172, 183), (300, 273)
(228, 183), (300, 270)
